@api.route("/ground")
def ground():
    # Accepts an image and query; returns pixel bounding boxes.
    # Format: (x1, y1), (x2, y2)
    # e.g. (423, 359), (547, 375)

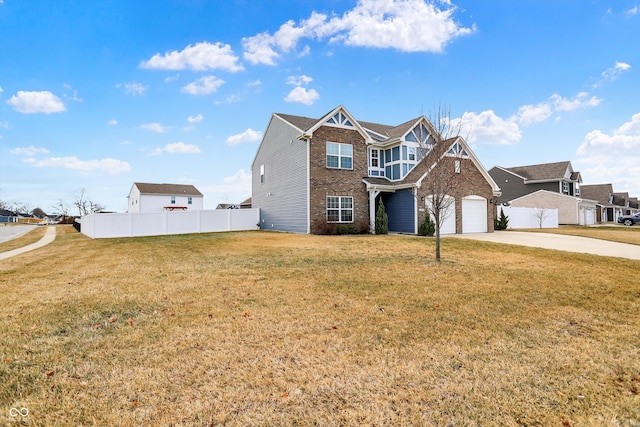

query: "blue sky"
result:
(1, 0), (639, 213)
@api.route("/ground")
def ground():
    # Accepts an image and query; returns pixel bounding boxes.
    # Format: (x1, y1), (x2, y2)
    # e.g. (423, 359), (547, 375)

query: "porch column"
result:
(369, 189), (380, 233)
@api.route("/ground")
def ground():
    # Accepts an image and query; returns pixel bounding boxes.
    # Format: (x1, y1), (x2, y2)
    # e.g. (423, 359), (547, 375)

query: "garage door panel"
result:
(462, 197), (487, 233)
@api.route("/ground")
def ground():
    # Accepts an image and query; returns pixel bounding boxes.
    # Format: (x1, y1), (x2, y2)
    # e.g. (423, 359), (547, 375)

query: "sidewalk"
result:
(0, 226), (57, 261)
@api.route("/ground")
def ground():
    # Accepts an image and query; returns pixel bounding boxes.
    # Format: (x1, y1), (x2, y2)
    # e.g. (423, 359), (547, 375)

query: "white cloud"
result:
(242, 0), (474, 65)
(214, 94), (241, 105)
(107, 119), (118, 126)
(513, 103), (553, 127)
(576, 113), (640, 196)
(187, 114), (203, 123)
(116, 81), (149, 95)
(225, 128), (262, 146)
(152, 142), (202, 155)
(164, 74), (180, 83)
(577, 112), (640, 157)
(0, 86), (3, 95)
(453, 110), (521, 145)
(247, 80), (262, 87)
(551, 92), (602, 111)
(140, 122), (170, 133)
(284, 86), (320, 105)
(141, 41), (244, 72)
(594, 62), (632, 87)
(626, 6), (638, 15)
(181, 76), (225, 95)
(26, 156), (131, 175)
(512, 92), (601, 126)
(10, 145), (50, 156)
(286, 75), (313, 86)
(6, 91), (66, 114)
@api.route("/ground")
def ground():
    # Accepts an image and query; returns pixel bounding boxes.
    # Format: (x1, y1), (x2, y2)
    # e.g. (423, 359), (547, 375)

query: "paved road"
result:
(0, 226), (57, 261)
(448, 231), (640, 261)
(0, 225), (37, 243)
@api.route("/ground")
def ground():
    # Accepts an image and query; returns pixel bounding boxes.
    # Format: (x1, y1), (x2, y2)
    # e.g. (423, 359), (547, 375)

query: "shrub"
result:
(336, 224), (359, 235)
(495, 207), (509, 230)
(419, 214), (436, 236)
(375, 199), (388, 235)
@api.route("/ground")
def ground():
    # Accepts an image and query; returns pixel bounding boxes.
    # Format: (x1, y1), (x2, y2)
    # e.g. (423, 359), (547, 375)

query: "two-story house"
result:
(489, 161), (599, 225)
(127, 182), (204, 213)
(489, 161), (583, 203)
(251, 105), (500, 235)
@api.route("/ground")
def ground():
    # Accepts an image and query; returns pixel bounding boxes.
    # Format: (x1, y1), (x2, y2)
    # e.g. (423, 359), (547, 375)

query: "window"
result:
(260, 164), (265, 184)
(455, 160), (461, 173)
(447, 141), (469, 157)
(575, 183), (580, 196)
(171, 196), (176, 205)
(326, 142), (353, 169)
(370, 149), (379, 167)
(408, 147), (416, 161)
(562, 182), (569, 193)
(327, 196), (353, 223)
(188, 197), (193, 205)
(327, 111), (354, 127)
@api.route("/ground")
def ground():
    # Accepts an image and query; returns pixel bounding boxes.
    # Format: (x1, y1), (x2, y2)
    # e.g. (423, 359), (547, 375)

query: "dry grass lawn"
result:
(1, 225), (639, 426)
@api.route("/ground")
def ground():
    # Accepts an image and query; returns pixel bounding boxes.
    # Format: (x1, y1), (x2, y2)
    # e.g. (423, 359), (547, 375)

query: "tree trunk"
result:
(434, 218), (441, 261)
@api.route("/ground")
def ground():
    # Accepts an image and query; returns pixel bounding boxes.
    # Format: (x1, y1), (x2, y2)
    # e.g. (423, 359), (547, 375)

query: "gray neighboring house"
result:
(489, 161), (582, 204)
(580, 183), (624, 223)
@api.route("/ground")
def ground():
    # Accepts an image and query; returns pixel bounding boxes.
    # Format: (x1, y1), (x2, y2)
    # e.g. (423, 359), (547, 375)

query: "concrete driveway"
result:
(448, 231), (640, 261)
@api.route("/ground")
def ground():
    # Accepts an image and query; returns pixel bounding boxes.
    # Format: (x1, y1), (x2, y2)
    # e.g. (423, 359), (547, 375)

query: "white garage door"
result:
(462, 196), (487, 233)
(426, 195), (456, 235)
(584, 207), (596, 225)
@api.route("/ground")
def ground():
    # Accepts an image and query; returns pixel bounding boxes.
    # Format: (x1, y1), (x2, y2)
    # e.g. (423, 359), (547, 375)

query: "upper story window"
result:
(562, 182), (569, 193)
(260, 164), (265, 184)
(447, 141), (469, 157)
(170, 196), (176, 204)
(326, 142), (353, 169)
(405, 123), (434, 146)
(369, 148), (384, 177)
(188, 197), (193, 205)
(327, 111), (354, 127)
(574, 183), (580, 196)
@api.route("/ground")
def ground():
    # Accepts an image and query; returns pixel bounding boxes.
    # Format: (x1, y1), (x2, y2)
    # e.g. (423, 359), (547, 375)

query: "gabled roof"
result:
(580, 183), (614, 205)
(132, 182), (203, 197)
(504, 161), (575, 182)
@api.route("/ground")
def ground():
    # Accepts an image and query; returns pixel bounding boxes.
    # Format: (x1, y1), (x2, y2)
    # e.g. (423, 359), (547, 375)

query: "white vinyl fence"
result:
(497, 206), (558, 229)
(79, 209), (260, 239)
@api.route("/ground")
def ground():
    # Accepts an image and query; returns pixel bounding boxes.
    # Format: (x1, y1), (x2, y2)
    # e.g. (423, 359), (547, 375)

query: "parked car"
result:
(617, 212), (640, 226)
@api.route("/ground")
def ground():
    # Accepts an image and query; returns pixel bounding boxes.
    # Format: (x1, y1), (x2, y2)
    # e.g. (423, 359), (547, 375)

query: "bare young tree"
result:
(73, 188), (106, 216)
(419, 105), (470, 262)
(534, 208), (549, 228)
(52, 199), (71, 223)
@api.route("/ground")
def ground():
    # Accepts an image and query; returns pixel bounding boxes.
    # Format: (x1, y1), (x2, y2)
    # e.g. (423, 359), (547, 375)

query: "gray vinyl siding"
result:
(252, 115), (309, 233)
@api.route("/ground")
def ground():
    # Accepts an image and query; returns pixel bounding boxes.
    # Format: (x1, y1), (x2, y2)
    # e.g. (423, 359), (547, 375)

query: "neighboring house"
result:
(216, 197), (252, 210)
(251, 105), (500, 235)
(127, 182), (204, 213)
(580, 183), (624, 223)
(509, 190), (598, 225)
(613, 192), (640, 216)
(489, 161), (582, 204)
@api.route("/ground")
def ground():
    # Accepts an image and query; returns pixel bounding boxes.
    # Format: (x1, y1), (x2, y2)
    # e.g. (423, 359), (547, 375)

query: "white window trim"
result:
(326, 142), (353, 170)
(326, 196), (354, 223)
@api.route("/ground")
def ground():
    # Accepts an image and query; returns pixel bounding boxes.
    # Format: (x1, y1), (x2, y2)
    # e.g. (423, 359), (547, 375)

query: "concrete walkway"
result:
(0, 226), (57, 261)
(448, 231), (640, 261)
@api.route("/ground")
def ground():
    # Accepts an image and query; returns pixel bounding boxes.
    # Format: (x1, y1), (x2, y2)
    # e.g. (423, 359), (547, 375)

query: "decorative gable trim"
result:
(307, 105), (373, 144)
(415, 137), (501, 196)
